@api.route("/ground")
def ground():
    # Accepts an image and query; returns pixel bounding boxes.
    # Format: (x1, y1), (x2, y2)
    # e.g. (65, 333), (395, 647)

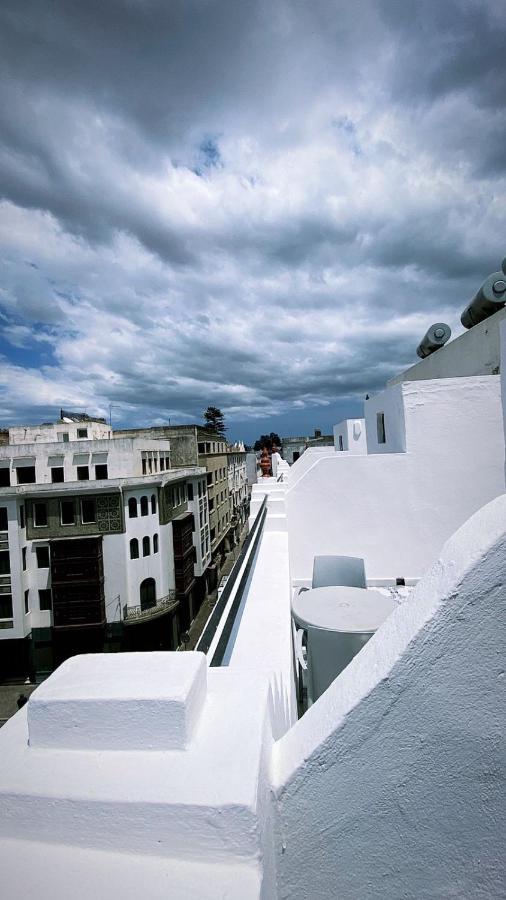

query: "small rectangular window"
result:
(24, 589), (29, 614)
(165, 457), (170, 469)
(51, 466), (64, 483)
(0, 507), (7, 531)
(36, 546), (49, 568)
(142, 457), (147, 475)
(187, 483), (194, 501)
(0, 469), (10, 487)
(58, 432), (69, 442)
(60, 500), (75, 525)
(17, 466), (36, 484)
(77, 465), (89, 481)
(39, 589), (52, 611)
(22, 547), (27, 570)
(0, 550), (11, 575)
(77, 428), (88, 439)
(160, 457), (165, 471)
(95, 464), (108, 480)
(20, 503), (26, 529)
(210, 527), (215, 541)
(338, 435), (344, 451)
(377, 412), (386, 445)
(34, 502), (48, 527)
(81, 498), (96, 524)
(0, 595), (13, 618)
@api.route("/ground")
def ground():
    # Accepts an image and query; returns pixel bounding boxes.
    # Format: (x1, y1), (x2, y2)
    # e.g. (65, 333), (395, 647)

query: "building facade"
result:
(0, 417), (208, 677)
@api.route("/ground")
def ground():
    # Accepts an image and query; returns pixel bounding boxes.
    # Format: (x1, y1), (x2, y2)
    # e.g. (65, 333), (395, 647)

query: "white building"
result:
(0, 312), (505, 898)
(227, 442), (248, 540)
(0, 416), (208, 676)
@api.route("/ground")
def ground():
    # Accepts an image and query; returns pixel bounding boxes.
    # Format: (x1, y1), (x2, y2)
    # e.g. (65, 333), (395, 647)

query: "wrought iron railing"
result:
(123, 591), (178, 625)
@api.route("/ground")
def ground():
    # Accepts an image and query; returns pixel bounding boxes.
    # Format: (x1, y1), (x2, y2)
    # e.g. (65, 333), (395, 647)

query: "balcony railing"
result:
(196, 495), (267, 664)
(123, 591), (178, 625)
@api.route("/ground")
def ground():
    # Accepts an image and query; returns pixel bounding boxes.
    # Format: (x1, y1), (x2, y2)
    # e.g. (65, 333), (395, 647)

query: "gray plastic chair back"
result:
(312, 555), (366, 589)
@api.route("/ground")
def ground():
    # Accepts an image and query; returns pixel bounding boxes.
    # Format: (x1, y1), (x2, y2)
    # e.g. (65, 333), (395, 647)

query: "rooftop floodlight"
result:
(416, 322), (451, 359)
(461, 261), (506, 329)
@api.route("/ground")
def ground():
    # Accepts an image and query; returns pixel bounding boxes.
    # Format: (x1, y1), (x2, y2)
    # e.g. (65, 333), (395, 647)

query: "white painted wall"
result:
(388, 305), (506, 385)
(288, 376), (505, 582)
(272, 494), (506, 900)
(333, 419), (366, 453)
(365, 383), (406, 454)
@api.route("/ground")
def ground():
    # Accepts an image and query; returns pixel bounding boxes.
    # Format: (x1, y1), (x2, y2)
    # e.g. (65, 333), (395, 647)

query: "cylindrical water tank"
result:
(416, 323), (451, 359)
(292, 586), (396, 704)
(461, 267), (506, 329)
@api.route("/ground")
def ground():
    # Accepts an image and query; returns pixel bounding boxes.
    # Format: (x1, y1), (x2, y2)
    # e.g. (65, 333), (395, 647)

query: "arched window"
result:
(140, 496), (148, 516)
(151, 494), (157, 514)
(153, 533), (159, 553)
(128, 497), (137, 518)
(140, 577), (156, 611)
(130, 538), (139, 560)
(142, 535), (150, 556)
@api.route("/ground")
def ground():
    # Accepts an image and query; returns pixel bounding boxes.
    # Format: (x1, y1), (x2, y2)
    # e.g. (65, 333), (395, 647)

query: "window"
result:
(19, 505), (25, 529)
(140, 577), (156, 611)
(34, 502), (48, 527)
(140, 496), (148, 516)
(142, 536), (150, 557)
(198, 443), (205, 453)
(128, 497), (138, 518)
(77, 428), (88, 439)
(24, 590), (29, 615)
(36, 546), (49, 568)
(57, 432), (69, 442)
(130, 538), (139, 560)
(51, 466), (64, 483)
(22, 547), (26, 571)
(39, 589), (52, 611)
(153, 533), (158, 553)
(77, 465), (89, 481)
(0, 551), (10, 575)
(206, 472), (213, 486)
(95, 464), (108, 480)
(0, 595), (13, 618)
(151, 494), (157, 514)
(17, 466), (36, 484)
(209, 498), (214, 512)
(338, 435), (344, 451)
(81, 498), (96, 524)
(0, 507), (7, 531)
(165, 457), (170, 470)
(148, 457), (153, 474)
(60, 500), (75, 525)
(160, 457), (165, 471)
(377, 412), (386, 445)
(142, 458), (147, 475)
(187, 483), (194, 501)
(0, 469), (10, 487)
(210, 527), (216, 541)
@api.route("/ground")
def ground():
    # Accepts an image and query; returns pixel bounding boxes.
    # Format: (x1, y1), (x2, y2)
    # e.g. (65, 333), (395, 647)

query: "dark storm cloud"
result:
(0, 0), (505, 435)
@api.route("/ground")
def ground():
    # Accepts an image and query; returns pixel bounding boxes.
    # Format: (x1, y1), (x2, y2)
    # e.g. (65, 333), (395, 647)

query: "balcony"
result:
(123, 591), (178, 625)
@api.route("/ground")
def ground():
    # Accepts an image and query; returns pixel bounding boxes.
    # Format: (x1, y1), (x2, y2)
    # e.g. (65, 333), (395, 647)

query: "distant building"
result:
(281, 428), (334, 464)
(0, 418), (209, 677)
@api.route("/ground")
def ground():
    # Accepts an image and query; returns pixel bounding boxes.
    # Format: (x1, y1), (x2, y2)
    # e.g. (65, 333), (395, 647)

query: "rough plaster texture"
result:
(28, 652), (207, 750)
(288, 376), (504, 581)
(272, 494), (506, 900)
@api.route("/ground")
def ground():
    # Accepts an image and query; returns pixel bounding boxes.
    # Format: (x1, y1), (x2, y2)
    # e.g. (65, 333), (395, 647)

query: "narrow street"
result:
(184, 522), (249, 651)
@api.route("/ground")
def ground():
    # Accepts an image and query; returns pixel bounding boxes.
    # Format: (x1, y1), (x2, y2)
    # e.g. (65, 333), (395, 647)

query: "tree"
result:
(253, 432), (282, 452)
(203, 406), (226, 435)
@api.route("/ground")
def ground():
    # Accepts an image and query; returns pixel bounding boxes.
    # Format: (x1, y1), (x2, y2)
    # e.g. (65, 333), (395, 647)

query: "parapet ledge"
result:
(27, 651), (207, 751)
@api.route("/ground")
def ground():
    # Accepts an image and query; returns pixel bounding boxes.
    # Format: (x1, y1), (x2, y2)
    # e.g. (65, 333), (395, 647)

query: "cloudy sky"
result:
(0, 0), (505, 442)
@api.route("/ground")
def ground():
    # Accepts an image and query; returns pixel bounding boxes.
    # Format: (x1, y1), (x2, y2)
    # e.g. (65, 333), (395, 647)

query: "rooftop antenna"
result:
(109, 404), (120, 429)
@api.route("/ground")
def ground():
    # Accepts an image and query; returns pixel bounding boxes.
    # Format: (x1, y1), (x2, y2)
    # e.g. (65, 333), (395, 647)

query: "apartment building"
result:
(0, 414), (208, 678)
(115, 425), (247, 565)
(227, 442), (249, 542)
